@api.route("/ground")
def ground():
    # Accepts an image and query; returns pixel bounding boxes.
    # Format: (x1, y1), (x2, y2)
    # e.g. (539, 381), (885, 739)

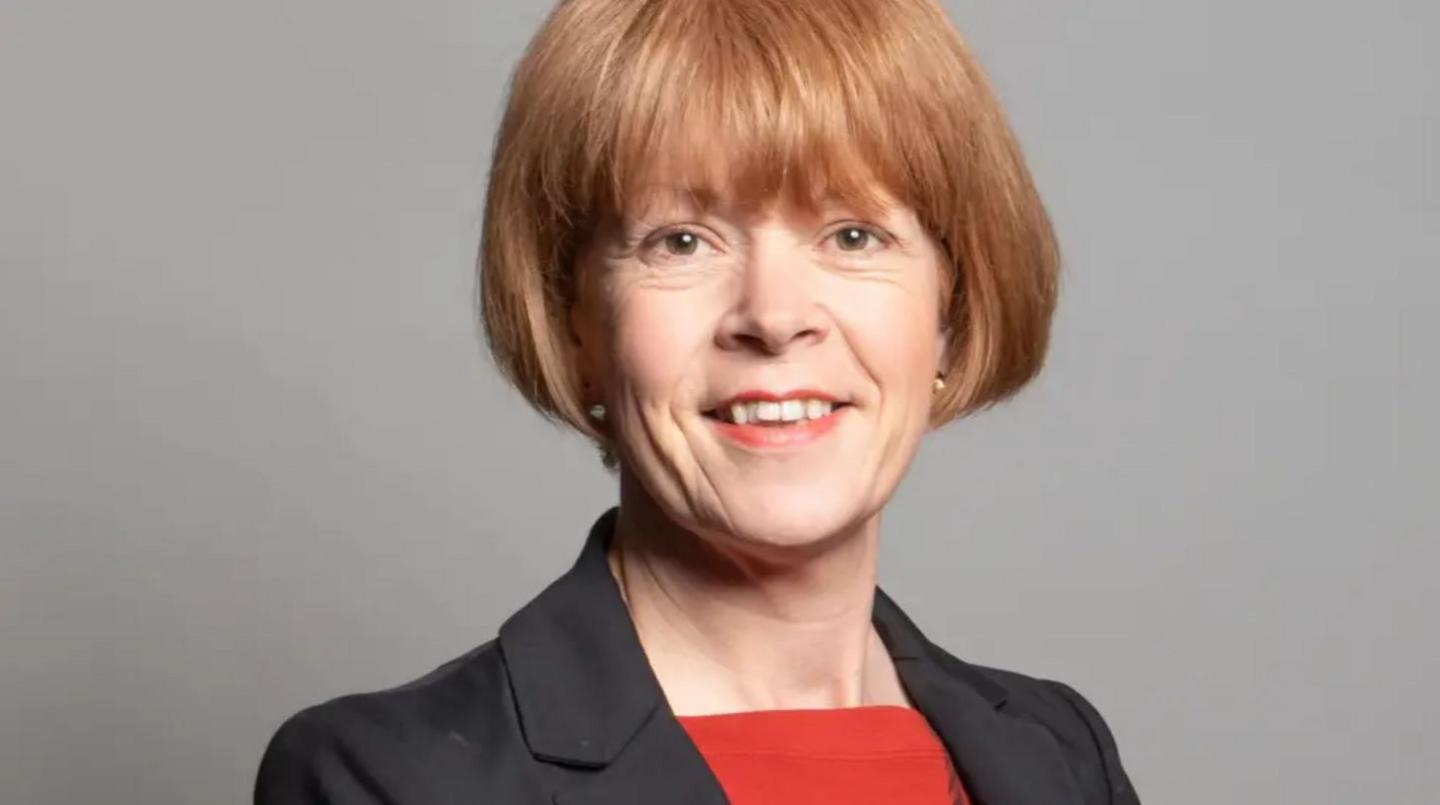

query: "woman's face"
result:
(572, 184), (948, 553)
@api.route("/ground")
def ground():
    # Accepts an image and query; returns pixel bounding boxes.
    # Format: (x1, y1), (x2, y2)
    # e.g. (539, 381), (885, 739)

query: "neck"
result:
(607, 471), (910, 716)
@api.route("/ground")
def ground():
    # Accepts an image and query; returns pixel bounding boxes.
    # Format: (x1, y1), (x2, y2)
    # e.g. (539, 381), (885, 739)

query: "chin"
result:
(704, 481), (876, 555)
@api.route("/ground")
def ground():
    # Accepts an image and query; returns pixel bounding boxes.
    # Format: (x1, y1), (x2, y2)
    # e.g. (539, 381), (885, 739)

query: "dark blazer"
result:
(255, 508), (1140, 804)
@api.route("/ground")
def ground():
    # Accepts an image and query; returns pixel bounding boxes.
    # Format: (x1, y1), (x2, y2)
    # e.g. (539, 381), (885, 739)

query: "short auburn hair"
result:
(479, 0), (1058, 453)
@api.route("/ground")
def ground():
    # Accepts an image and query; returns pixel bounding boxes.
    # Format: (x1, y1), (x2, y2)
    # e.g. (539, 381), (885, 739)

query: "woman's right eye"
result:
(640, 228), (709, 261)
(660, 230), (700, 255)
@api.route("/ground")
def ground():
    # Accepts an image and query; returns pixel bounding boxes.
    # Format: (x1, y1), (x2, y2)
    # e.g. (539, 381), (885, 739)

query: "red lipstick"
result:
(704, 389), (850, 449)
(713, 388), (841, 407)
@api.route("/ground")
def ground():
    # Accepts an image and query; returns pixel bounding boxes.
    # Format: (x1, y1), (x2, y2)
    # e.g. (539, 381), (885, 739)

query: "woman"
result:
(256, 0), (1140, 802)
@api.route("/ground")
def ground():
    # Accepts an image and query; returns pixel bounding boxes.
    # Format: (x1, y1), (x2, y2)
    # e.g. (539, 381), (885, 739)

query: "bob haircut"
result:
(480, 0), (1058, 462)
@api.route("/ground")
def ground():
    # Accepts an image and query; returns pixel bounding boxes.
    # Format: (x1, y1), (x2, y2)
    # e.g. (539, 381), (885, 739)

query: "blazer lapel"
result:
(875, 590), (1085, 805)
(896, 658), (1084, 804)
(550, 714), (729, 805)
(498, 508), (730, 805)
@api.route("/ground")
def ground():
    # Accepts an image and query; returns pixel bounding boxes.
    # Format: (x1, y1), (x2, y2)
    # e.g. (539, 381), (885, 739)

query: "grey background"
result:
(1, 0), (1435, 802)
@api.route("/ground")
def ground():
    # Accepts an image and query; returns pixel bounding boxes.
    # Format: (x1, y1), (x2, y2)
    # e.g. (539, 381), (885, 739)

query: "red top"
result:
(677, 705), (972, 805)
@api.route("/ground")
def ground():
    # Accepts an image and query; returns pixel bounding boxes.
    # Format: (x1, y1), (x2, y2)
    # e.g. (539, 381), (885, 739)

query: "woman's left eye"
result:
(831, 225), (885, 252)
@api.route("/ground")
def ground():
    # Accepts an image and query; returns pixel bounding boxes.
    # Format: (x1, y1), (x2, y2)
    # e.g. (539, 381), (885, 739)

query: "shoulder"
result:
(254, 640), (533, 804)
(937, 647), (1141, 804)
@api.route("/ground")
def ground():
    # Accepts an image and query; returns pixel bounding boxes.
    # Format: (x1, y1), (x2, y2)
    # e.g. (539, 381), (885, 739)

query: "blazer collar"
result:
(498, 507), (1082, 804)
(497, 507), (658, 767)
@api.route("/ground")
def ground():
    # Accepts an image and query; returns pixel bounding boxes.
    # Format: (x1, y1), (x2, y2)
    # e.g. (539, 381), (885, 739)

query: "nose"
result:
(714, 238), (829, 355)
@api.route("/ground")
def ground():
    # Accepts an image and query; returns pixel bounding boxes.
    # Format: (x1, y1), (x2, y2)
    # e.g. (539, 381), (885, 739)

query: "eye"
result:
(638, 227), (713, 263)
(829, 224), (888, 253)
(661, 230), (701, 256)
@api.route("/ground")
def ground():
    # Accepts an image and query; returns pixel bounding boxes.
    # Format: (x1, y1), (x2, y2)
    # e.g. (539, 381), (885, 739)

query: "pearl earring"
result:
(933, 375), (945, 391)
(588, 404), (606, 420)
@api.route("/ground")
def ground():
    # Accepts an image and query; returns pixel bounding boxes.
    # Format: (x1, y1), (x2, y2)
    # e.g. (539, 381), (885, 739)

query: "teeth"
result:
(714, 399), (838, 424)
(780, 400), (804, 422)
(729, 402), (750, 425)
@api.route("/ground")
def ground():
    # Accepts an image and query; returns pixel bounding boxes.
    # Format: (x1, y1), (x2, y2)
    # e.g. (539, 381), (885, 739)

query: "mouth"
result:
(701, 398), (854, 425)
(699, 391), (854, 448)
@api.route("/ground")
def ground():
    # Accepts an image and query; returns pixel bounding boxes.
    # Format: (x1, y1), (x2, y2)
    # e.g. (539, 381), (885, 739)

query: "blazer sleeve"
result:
(1044, 679), (1141, 804)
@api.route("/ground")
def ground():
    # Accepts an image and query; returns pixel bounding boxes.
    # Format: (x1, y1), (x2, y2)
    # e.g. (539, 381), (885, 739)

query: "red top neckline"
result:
(677, 704), (944, 756)
(677, 705), (971, 804)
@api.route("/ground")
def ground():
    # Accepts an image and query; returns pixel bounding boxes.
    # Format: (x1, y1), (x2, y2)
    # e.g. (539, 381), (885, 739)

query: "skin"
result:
(568, 183), (950, 715)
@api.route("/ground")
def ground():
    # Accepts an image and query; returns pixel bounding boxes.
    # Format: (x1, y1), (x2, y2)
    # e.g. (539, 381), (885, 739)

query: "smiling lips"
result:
(703, 389), (852, 448)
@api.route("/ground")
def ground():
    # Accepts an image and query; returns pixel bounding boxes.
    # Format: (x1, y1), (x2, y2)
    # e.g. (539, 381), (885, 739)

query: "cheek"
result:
(608, 290), (714, 405)
(830, 282), (942, 395)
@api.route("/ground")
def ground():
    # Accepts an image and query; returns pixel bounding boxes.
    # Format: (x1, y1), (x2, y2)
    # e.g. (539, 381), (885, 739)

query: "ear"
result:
(567, 270), (611, 399)
(567, 300), (588, 348)
(934, 323), (952, 377)
(567, 300), (597, 389)
(566, 241), (615, 397)
(567, 242), (598, 349)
